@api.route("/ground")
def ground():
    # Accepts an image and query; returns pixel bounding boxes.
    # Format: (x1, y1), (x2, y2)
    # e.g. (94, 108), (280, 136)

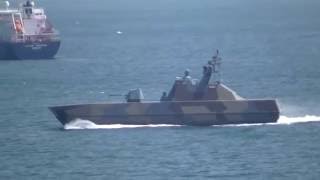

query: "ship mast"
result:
(210, 49), (222, 85)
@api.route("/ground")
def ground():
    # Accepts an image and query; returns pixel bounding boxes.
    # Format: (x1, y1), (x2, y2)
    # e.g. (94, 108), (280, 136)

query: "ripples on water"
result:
(0, 0), (320, 179)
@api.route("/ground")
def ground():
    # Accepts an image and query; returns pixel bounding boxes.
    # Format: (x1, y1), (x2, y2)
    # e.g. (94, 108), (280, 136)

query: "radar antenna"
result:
(210, 50), (222, 85)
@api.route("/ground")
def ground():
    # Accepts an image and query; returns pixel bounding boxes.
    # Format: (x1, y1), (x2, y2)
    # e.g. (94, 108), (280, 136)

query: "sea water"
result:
(0, 0), (320, 179)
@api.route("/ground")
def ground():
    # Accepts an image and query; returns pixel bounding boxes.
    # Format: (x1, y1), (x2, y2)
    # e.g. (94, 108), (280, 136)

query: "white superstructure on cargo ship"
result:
(0, 0), (60, 59)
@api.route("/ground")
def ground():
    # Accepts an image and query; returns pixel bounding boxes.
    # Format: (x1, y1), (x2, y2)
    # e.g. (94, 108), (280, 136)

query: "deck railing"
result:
(12, 32), (60, 42)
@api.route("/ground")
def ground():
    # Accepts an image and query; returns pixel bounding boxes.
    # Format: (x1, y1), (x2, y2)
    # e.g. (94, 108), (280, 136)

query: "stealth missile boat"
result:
(0, 1), (60, 60)
(50, 51), (279, 126)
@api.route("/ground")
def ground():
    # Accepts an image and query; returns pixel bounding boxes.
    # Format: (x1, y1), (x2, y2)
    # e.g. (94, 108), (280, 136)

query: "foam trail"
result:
(64, 115), (320, 130)
(218, 115), (320, 127)
(277, 115), (320, 125)
(64, 119), (181, 130)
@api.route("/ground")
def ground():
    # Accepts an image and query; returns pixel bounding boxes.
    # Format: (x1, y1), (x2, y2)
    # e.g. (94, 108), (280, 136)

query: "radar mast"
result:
(209, 50), (222, 85)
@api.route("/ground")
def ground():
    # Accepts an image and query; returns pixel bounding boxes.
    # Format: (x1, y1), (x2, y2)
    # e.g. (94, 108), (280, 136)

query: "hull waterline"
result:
(50, 100), (280, 126)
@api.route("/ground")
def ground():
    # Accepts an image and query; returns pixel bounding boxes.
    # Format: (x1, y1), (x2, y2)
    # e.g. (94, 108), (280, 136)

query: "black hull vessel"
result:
(50, 51), (280, 126)
(0, 1), (60, 60)
(0, 40), (60, 60)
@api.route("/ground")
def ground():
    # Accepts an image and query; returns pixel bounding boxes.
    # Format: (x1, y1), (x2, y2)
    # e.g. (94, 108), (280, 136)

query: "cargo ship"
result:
(0, 0), (60, 60)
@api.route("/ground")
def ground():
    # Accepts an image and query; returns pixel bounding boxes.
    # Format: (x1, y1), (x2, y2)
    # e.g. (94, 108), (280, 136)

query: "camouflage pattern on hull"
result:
(49, 52), (280, 126)
(50, 100), (279, 126)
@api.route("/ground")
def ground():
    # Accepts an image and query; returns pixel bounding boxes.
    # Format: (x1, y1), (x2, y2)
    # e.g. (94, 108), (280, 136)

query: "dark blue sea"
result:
(1, 0), (320, 179)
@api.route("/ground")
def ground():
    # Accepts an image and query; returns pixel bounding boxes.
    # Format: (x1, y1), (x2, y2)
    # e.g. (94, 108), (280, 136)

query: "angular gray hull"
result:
(50, 100), (279, 126)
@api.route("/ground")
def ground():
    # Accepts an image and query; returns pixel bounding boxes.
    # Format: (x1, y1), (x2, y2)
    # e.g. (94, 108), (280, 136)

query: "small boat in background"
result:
(0, 0), (60, 60)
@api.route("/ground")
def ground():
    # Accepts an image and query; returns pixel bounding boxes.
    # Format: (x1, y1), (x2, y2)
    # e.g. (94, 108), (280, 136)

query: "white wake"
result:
(64, 119), (181, 130)
(64, 115), (320, 130)
(218, 115), (320, 127)
(277, 115), (320, 124)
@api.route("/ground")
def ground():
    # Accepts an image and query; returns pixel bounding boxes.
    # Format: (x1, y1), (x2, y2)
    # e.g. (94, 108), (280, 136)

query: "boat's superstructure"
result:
(0, 0), (60, 59)
(50, 51), (280, 126)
